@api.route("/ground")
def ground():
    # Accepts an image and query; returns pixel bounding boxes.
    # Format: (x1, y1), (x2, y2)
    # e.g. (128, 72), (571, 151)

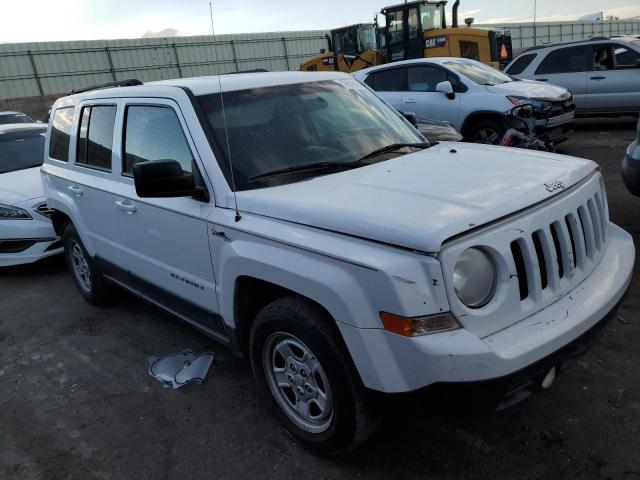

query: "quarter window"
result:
(76, 105), (116, 171)
(407, 66), (448, 92)
(123, 106), (194, 175)
(49, 107), (75, 162)
(536, 46), (589, 74)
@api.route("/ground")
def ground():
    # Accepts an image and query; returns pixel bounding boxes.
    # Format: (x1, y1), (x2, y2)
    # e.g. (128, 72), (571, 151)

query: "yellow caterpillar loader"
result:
(300, 1), (512, 73)
(381, 0), (512, 69)
(299, 24), (382, 73)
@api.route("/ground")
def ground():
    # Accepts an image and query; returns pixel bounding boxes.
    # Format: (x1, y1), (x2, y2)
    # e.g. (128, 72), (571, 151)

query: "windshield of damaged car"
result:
(444, 59), (512, 85)
(197, 79), (423, 190)
(0, 129), (46, 174)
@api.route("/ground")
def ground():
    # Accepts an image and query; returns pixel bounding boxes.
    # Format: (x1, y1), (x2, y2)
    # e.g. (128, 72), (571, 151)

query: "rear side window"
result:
(369, 68), (405, 92)
(49, 107), (75, 162)
(76, 105), (116, 171)
(123, 106), (194, 175)
(505, 53), (537, 75)
(407, 66), (448, 92)
(536, 46), (589, 74)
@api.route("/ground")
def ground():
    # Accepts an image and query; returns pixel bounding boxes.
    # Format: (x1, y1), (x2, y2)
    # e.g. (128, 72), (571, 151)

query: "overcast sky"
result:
(3, 0), (640, 44)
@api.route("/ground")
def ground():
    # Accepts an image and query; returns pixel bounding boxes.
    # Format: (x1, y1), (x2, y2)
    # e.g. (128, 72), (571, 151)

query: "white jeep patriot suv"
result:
(42, 72), (634, 454)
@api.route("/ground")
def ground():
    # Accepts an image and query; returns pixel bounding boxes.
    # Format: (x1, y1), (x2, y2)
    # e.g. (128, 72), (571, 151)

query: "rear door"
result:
(402, 65), (461, 126)
(106, 99), (222, 332)
(586, 43), (640, 113)
(533, 45), (590, 111)
(363, 67), (405, 110)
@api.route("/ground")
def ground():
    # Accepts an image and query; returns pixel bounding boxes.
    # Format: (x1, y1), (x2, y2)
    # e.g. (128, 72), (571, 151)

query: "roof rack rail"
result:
(68, 78), (143, 95)
(520, 36), (612, 54)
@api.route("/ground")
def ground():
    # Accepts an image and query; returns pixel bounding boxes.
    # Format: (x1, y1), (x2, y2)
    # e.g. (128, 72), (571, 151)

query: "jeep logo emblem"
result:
(544, 180), (566, 192)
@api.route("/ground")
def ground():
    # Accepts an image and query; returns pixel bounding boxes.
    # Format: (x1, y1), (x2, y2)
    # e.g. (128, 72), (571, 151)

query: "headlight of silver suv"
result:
(0, 203), (32, 220)
(453, 247), (496, 308)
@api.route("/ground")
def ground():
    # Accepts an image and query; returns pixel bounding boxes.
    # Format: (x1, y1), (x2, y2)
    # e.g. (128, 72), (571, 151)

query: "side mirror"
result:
(402, 111), (418, 126)
(133, 160), (204, 199)
(436, 81), (455, 99)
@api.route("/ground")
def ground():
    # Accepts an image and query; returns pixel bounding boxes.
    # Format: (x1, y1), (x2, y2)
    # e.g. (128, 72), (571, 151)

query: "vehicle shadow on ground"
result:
(569, 116), (637, 131)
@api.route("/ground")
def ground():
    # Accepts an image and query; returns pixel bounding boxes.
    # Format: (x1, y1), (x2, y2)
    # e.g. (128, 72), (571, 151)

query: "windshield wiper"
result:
(358, 142), (431, 161)
(248, 160), (366, 181)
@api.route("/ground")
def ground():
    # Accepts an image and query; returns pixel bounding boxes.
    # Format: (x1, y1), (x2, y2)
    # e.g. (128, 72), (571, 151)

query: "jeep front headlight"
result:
(453, 247), (496, 308)
(0, 203), (32, 220)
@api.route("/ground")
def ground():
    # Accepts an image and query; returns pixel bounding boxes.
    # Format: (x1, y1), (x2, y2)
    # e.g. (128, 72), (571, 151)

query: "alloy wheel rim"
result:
(474, 128), (502, 145)
(70, 241), (92, 292)
(263, 332), (333, 433)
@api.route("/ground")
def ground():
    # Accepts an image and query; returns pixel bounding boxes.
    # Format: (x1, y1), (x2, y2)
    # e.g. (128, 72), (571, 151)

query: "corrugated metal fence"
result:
(2, 20), (640, 100)
(0, 31), (327, 99)
(477, 20), (640, 50)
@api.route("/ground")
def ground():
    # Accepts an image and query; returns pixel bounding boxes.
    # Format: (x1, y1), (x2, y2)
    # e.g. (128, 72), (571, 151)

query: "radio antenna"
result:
(217, 75), (241, 222)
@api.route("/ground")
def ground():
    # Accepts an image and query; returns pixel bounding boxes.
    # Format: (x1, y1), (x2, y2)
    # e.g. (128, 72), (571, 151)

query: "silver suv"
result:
(504, 37), (640, 116)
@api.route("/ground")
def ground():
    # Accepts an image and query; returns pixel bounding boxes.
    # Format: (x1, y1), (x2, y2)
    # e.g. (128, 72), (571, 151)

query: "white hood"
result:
(235, 143), (596, 252)
(487, 79), (571, 102)
(0, 167), (45, 205)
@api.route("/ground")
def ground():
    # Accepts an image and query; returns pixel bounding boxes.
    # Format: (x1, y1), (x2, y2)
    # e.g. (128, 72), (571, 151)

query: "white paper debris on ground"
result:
(148, 350), (215, 389)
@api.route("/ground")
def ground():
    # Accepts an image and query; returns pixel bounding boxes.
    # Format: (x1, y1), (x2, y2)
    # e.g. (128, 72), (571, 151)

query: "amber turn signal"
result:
(380, 312), (461, 337)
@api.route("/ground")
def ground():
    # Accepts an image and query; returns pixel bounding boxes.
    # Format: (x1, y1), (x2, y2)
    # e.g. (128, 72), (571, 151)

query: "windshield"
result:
(197, 79), (423, 190)
(357, 25), (377, 53)
(0, 129), (46, 174)
(420, 3), (443, 30)
(0, 113), (34, 125)
(444, 59), (512, 85)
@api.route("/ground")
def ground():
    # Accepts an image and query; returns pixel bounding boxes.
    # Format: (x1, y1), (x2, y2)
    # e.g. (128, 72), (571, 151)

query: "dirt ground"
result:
(1, 118), (639, 480)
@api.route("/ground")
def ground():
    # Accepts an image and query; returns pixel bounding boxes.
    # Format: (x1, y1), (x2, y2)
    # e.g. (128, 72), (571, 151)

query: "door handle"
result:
(535, 78), (548, 82)
(590, 76), (606, 80)
(115, 200), (137, 214)
(68, 185), (84, 196)
(404, 98), (417, 103)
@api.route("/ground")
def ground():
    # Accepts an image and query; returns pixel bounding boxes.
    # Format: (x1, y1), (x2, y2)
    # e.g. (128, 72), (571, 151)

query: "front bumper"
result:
(532, 111), (575, 144)
(0, 216), (62, 267)
(338, 222), (634, 393)
(621, 139), (640, 197)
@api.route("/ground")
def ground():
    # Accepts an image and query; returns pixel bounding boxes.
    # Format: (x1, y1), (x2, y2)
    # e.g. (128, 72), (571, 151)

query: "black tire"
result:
(466, 118), (507, 145)
(250, 296), (378, 455)
(63, 223), (110, 305)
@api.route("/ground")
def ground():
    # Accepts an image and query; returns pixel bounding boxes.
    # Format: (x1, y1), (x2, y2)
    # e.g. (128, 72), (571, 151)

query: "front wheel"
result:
(467, 119), (507, 145)
(63, 223), (110, 305)
(250, 296), (378, 455)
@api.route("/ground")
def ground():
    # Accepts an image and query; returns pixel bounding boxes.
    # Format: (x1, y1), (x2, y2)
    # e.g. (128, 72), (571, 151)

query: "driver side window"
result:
(123, 105), (194, 176)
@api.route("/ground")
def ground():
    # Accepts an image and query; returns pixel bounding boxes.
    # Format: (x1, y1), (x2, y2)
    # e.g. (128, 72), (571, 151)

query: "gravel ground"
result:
(1, 118), (639, 480)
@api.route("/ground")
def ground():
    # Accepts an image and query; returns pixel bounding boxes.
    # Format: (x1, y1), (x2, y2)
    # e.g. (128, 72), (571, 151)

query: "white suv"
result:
(353, 58), (576, 145)
(42, 72), (634, 454)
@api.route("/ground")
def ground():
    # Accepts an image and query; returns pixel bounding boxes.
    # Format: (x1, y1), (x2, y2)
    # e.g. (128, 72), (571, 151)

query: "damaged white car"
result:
(42, 72), (634, 454)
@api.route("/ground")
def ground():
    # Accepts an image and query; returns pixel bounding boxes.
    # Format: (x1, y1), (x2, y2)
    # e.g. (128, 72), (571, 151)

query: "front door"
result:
(402, 65), (461, 127)
(534, 45), (589, 111)
(586, 43), (640, 113)
(107, 99), (222, 332)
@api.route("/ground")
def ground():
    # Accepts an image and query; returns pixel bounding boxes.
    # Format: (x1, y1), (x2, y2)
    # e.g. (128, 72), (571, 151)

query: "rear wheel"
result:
(63, 223), (110, 305)
(250, 296), (378, 455)
(467, 119), (507, 145)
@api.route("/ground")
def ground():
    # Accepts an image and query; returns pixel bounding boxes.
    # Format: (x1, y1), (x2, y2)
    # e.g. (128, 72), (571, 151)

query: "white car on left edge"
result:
(0, 123), (62, 266)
